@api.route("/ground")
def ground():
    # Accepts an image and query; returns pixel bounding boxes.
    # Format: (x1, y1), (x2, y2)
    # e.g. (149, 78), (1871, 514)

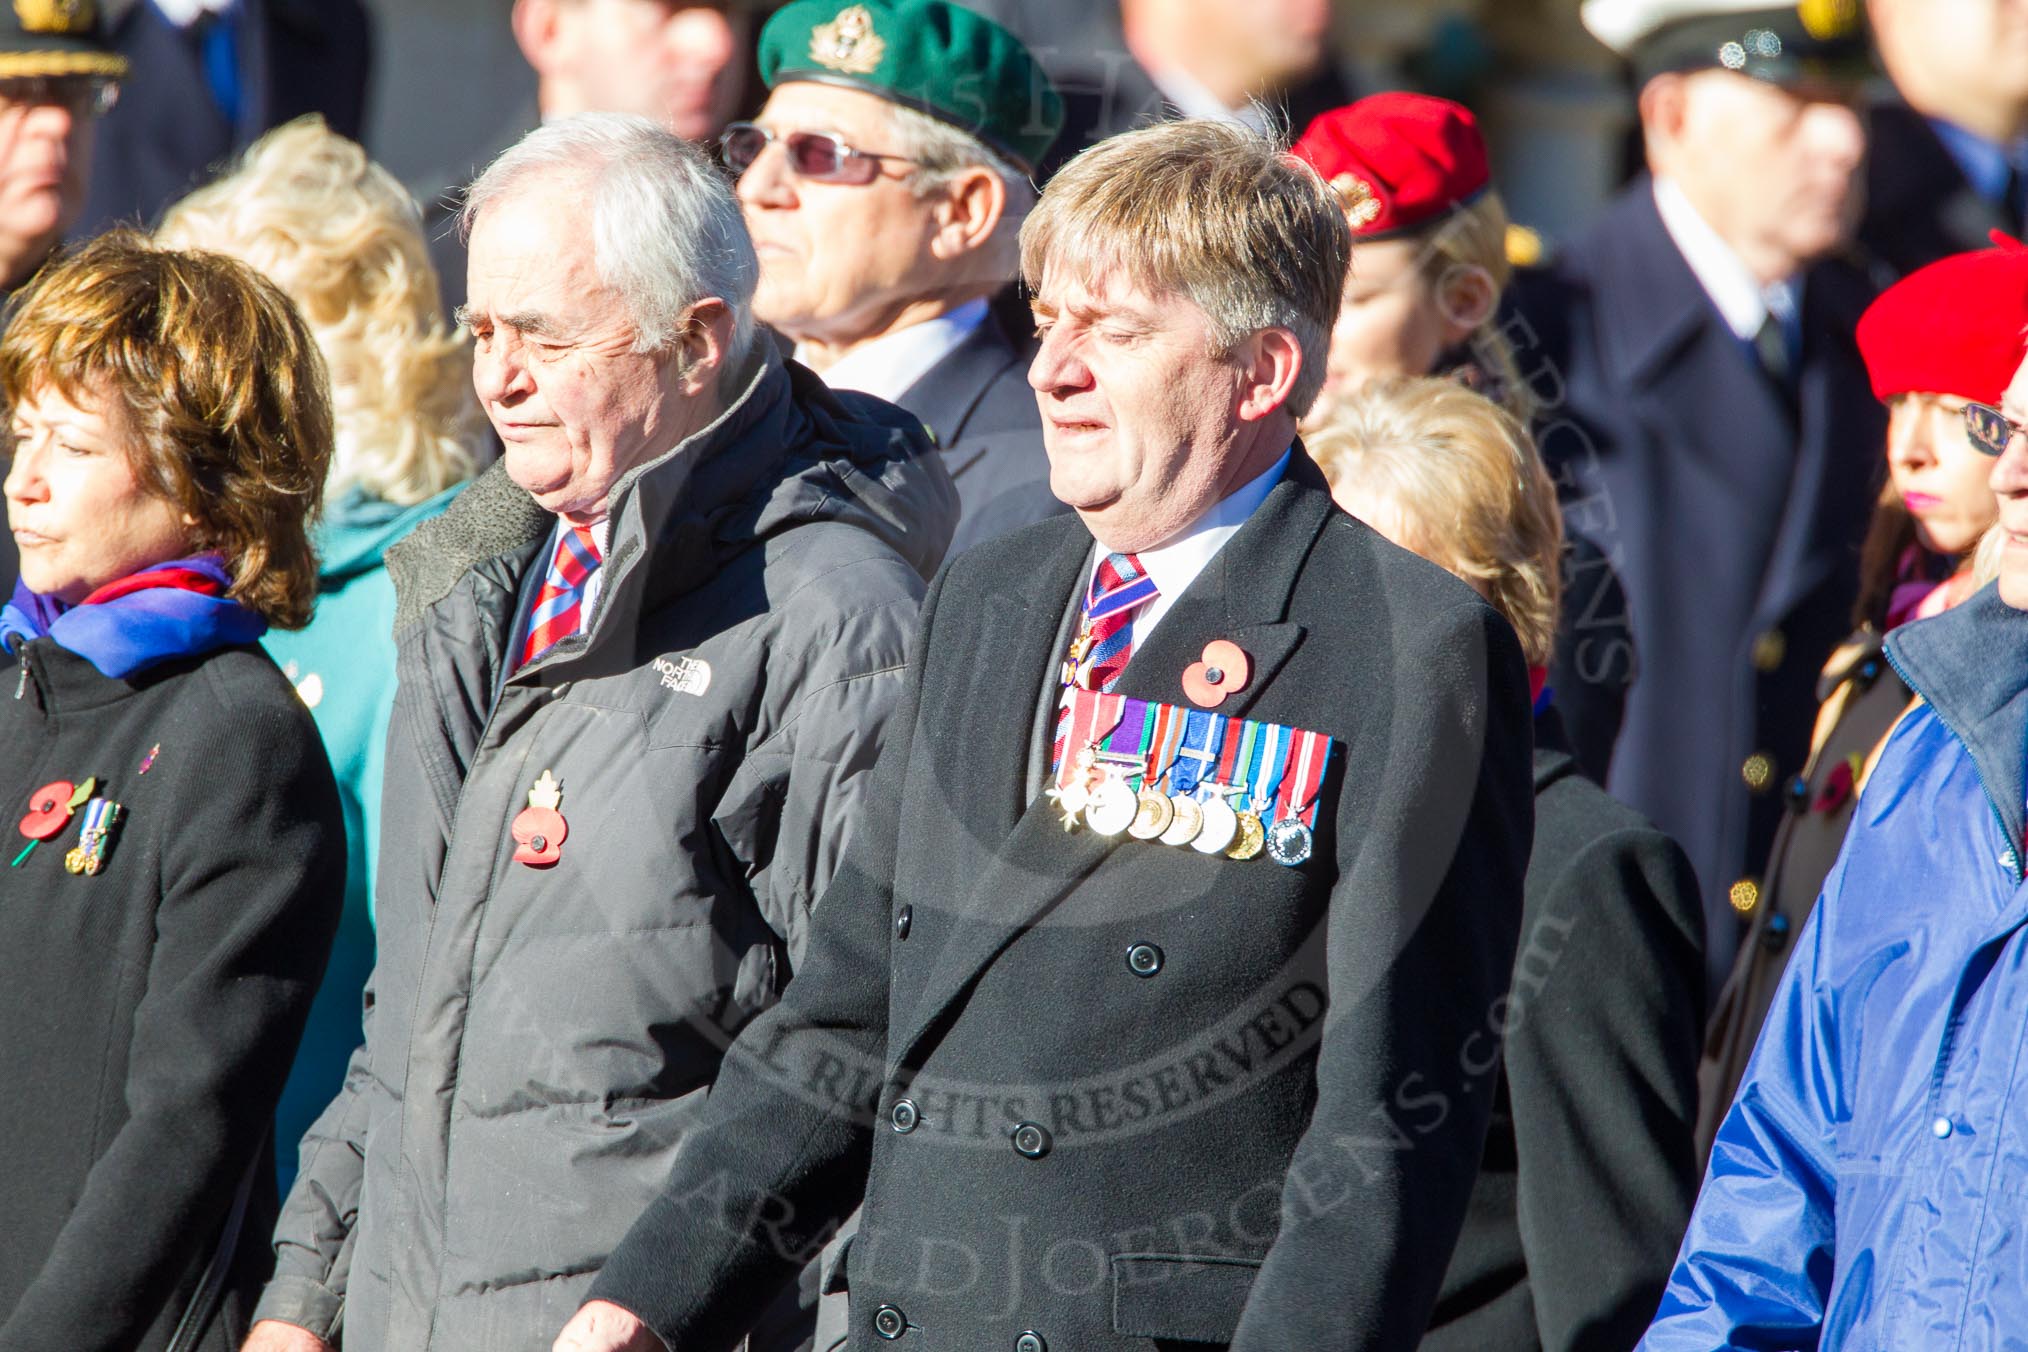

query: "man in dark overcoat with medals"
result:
(556, 115), (1535, 1352)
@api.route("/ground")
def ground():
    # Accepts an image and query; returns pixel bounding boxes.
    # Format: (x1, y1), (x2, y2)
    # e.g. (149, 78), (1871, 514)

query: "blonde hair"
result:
(1021, 120), (1351, 417)
(1410, 191), (1537, 426)
(157, 115), (484, 507)
(1310, 377), (1563, 664)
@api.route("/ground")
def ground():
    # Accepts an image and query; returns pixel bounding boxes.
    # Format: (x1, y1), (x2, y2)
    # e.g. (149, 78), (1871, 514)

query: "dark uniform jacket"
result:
(1514, 178), (1883, 987)
(0, 640), (344, 1352)
(895, 302), (1065, 557)
(80, 0), (372, 237)
(588, 449), (1535, 1351)
(1859, 96), (2022, 282)
(1424, 708), (1704, 1352)
(1696, 627), (1914, 1160)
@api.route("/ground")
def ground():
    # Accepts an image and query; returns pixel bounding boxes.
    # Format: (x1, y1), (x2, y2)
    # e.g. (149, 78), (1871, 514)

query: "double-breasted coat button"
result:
(1015, 1333), (1047, 1352)
(1741, 752), (1776, 793)
(1011, 1121), (1052, 1158)
(873, 1305), (907, 1339)
(1126, 942), (1163, 977)
(894, 906), (912, 940)
(890, 1099), (920, 1133)
(1729, 877), (1761, 915)
(1752, 628), (1786, 672)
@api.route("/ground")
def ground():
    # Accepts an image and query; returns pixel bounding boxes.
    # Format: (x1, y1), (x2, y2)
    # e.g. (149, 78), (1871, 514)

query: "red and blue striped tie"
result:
(1052, 551), (1157, 771)
(518, 524), (601, 671)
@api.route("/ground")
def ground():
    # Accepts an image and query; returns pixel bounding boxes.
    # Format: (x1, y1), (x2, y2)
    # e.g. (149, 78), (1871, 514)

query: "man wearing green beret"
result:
(725, 0), (1069, 555)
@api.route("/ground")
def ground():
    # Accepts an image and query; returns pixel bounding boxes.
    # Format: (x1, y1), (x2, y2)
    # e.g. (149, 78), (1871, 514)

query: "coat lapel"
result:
(890, 453), (1336, 1068)
(897, 314), (1024, 480)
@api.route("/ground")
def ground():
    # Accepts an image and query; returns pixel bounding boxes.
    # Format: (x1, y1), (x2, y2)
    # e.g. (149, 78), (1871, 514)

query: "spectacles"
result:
(718, 122), (915, 186)
(0, 76), (119, 119)
(1963, 401), (2026, 456)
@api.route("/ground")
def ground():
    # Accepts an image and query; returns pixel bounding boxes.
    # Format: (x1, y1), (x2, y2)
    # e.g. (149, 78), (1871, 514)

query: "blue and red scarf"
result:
(0, 554), (266, 679)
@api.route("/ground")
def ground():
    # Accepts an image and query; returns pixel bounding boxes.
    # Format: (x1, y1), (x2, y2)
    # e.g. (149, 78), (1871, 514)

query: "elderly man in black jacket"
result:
(244, 113), (956, 1352)
(559, 117), (1534, 1352)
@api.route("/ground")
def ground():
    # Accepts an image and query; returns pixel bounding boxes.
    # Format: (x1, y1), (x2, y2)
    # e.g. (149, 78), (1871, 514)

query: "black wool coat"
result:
(1512, 177), (1883, 990)
(1423, 708), (1704, 1352)
(589, 450), (1536, 1351)
(0, 639), (344, 1352)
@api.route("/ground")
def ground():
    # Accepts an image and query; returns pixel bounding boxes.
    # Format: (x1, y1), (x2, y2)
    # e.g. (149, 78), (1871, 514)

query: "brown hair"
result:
(0, 229), (333, 628)
(1309, 377), (1563, 664)
(1020, 119), (1351, 417)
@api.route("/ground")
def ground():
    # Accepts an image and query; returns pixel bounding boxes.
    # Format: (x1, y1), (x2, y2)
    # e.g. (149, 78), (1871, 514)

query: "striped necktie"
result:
(1051, 551), (1157, 772)
(518, 524), (601, 671)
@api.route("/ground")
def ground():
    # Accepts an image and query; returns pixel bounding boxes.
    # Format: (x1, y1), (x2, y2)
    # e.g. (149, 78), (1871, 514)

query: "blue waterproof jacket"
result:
(1641, 582), (2028, 1350)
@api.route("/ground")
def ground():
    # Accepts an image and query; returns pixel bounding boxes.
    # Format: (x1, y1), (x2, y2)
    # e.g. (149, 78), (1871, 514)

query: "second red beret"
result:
(1858, 238), (2028, 404)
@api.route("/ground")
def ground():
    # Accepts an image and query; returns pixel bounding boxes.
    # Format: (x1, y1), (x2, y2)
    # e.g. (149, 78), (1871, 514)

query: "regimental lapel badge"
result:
(65, 798), (122, 876)
(1330, 173), (1384, 230)
(810, 4), (885, 74)
(511, 769), (569, 868)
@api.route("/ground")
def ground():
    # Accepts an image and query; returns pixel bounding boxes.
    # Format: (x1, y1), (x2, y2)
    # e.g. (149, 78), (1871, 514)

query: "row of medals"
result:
(1054, 750), (1312, 865)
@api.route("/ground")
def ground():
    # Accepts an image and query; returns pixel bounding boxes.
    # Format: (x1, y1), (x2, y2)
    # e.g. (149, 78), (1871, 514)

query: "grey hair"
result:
(460, 112), (758, 361)
(884, 103), (1035, 280)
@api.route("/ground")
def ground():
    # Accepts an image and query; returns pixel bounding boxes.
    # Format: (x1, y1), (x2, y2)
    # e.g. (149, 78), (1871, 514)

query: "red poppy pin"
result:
(13, 777), (95, 867)
(1182, 640), (1251, 709)
(511, 770), (568, 868)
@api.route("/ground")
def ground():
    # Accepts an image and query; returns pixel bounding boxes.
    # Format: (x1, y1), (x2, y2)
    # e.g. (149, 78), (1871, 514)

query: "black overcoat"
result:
(0, 638), (344, 1352)
(1513, 178), (1883, 986)
(1423, 708), (1704, 1352)
(589, 451), (1535, 1350)
(894, 303), (1066, 558)
(1858, 96), (2022, 282)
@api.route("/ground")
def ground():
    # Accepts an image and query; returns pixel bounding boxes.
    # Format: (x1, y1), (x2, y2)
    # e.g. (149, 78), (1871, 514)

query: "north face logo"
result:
(653, 656), (711, 696)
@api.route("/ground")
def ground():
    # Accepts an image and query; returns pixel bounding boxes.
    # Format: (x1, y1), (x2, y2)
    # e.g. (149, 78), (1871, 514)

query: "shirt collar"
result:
(152, 0), (235, 26)
(1146, 65), (1271, 132)
(1926, 115), (2027, 205)
(1105, 447), (1290, 628)
(797, 298), (991, 403)
(1652, 176), (1797, 342)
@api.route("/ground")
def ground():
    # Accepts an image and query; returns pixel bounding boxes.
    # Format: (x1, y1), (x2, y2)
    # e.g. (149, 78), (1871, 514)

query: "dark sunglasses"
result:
(0, 75), (119, 119)
(717, 121), (915, 186)
(1963, 401), (2024, 457)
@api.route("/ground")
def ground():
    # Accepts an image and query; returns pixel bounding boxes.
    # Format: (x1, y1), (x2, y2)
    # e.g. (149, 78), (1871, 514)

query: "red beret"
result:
(1291, 93), (1492, 240)
(1857, 237), (2028, 404)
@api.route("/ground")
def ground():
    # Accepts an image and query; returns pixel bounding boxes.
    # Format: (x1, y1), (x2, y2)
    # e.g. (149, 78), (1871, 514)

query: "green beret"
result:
(0, 0), (126, 80)
(758, 0), (1063, 176)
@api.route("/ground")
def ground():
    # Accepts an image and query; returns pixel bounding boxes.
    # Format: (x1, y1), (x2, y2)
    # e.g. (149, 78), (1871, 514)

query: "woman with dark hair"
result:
(1696, 240), (2028, 1159)
(0, 231), (345, 1352)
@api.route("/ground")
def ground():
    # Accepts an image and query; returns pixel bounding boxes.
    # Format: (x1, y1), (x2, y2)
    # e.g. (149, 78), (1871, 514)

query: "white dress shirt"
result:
(1145, 65), (1271, 132)
(1084, 447), (1291, 653)
(797, 298), (990, 403)
(1652, 176), (1799, 343)
(152, 0), (234, 27)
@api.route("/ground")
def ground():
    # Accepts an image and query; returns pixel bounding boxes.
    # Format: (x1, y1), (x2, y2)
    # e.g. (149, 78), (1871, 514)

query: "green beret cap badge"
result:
(760, 0), (1065, 175)
(810, 4), (885, 76)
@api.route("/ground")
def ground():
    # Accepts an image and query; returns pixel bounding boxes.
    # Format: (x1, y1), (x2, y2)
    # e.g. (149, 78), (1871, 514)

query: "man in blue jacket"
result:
(1642, 347), (2028, 1347)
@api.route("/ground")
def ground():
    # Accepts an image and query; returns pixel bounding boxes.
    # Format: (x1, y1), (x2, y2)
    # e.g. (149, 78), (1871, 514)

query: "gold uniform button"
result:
(1729, 878), (1762, 914)
(1752, 629), (1787, 672)
(1742, 752), (1777, 793)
